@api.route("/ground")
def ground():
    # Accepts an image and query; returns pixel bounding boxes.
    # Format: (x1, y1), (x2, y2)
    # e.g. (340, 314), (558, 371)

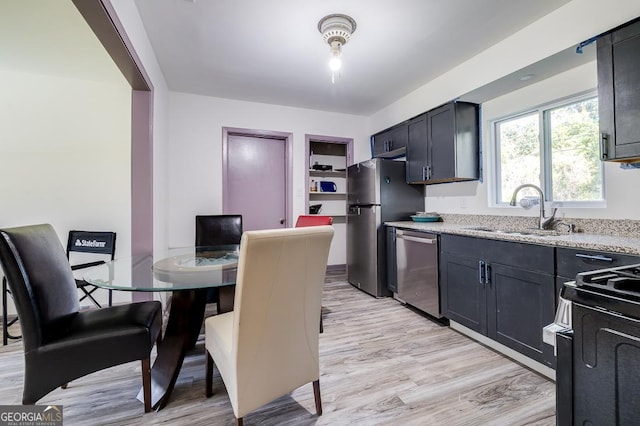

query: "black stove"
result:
(557, 263), (640, 425)
(565, 263), (640, 319)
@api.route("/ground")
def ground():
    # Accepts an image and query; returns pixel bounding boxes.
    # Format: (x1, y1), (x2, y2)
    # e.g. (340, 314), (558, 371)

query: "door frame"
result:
(222, 127), (293, 227)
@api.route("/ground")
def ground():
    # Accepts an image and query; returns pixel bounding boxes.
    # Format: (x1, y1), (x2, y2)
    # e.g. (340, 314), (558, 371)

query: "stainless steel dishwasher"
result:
(395, 229), (441, 318)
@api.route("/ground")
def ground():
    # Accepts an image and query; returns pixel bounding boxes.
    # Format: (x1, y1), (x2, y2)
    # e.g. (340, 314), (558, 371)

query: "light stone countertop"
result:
(385, 220), (640, 256)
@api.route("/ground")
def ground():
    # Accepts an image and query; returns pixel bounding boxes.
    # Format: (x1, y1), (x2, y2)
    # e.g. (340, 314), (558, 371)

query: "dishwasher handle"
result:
(396, 231), (437, 245)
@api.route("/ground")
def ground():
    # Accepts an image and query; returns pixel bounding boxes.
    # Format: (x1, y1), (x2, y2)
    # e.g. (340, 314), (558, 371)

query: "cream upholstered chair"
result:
(204, 226), (334, 425)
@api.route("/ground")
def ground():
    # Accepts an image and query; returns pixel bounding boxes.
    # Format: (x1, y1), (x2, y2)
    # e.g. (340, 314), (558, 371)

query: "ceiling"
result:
(0, 1), (123, 84)
(133, 0), (575, 116)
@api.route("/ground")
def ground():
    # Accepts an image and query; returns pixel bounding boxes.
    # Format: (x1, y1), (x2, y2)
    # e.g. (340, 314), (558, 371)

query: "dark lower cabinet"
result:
(440, 234), (556, 366)
(440, 252), (487, 334)
(487, 263), (555, 363)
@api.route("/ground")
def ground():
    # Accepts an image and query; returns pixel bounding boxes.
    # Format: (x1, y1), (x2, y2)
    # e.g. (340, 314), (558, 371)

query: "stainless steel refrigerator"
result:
(347, 158), (424, 297)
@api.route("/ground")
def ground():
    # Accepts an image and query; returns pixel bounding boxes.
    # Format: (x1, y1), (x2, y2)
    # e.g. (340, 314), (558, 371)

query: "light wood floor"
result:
(0, 271), (555, 425)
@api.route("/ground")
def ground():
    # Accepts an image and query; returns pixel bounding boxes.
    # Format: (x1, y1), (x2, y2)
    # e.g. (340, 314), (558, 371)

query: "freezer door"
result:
(347, 159), (380, 206)
(347, 205), (380, 296)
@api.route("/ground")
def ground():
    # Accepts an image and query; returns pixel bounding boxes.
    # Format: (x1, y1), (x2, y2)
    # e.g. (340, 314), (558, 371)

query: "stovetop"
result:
(576, 264), (640, 300)
(564, 264), (640, 319)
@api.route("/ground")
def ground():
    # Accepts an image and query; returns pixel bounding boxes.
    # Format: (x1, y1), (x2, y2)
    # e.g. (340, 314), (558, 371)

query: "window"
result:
(494, 94), (603, 206)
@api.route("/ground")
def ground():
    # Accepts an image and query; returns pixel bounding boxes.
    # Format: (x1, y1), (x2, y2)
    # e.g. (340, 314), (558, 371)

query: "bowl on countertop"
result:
(411, 213), (441, 222)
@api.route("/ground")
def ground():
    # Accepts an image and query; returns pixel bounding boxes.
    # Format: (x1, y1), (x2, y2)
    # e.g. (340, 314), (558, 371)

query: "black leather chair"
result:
(66, 230), (117, 308)
(195, 215), (242, 313)
(195, 215), (243, 247)
(0, 224), (162, 412)
(2, 276), (21, 345)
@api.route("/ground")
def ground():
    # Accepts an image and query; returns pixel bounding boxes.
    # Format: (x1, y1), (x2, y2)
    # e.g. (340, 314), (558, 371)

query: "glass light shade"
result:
(329, 57), (342, 71)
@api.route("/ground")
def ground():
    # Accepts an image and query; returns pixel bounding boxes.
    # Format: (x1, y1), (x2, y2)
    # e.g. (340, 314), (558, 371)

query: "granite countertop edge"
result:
(385, 221), (640, 256)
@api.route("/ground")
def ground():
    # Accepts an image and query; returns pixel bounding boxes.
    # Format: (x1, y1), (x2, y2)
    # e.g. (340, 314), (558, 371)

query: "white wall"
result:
(107, 0), (171, 256)
(368, 0), (640, 134)
(365, 0), (640, 221)
(0, 69), (132, 309)
(424, 61), (640, 220)
(167, 92), (369, 265)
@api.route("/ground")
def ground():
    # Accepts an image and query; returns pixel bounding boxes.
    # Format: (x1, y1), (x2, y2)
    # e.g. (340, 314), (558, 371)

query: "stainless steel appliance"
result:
(347, 159), (424, 297)
(395, 230), (441, 317)
(546, 264), (640, 425)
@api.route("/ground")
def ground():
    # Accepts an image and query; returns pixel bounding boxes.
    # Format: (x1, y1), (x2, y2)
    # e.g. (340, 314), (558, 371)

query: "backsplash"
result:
(439, 214), (640, 239)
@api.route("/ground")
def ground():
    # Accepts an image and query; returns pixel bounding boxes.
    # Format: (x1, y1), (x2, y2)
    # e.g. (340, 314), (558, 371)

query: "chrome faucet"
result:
(509, 184), (557, 230)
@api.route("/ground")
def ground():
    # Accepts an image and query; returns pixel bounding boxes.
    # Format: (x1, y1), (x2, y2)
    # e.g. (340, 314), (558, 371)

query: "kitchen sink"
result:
(462, 226), (561, 237)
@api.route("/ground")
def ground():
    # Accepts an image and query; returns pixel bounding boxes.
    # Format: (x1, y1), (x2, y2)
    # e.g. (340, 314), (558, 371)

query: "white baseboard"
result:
(450, 320), (556, 381)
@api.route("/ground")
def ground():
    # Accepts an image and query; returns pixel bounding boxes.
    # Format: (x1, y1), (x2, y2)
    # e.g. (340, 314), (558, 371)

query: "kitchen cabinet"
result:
(371, 122), (408, 158)
(556, 247), (640, 300)
(405, 101), (480, 184)
(440, 234), (556, 366)
(597, 18), (640, 162)
(405, 113), (428, 183)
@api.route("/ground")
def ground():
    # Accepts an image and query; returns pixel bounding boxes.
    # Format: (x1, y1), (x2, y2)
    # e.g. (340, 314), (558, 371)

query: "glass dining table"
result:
(82, 245), (240, 411)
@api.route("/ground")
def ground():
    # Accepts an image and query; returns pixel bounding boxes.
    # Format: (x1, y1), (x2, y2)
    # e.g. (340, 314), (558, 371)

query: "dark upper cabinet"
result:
(371, 123), (408, 158)
(405, 101), (480, 184)
(597, 18), (640, 162)
(405, 114), (428, 182)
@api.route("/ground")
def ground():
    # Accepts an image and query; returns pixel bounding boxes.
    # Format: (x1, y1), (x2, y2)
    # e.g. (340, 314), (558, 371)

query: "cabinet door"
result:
(486, 264), (556, 365)
(371, 131), (391, 157)
(440, 252), (487, 334)
(597, 19), (640, 161)
(405, 113), (428, 183)
(371, 130), (390, 157)
(372, 125), (408, 158)
(388, 124), (408, 154)
(427, 103), (456, 181)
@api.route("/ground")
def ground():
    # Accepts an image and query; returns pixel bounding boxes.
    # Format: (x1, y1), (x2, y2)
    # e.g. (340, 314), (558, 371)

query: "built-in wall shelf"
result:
(309, 192), (346, 200)
(309, 170), (347, 178)
(306, 135), (353, 266)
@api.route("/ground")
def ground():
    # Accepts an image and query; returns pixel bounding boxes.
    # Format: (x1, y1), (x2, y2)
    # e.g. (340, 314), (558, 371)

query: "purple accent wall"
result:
(131, 90), (154, 300)
(89, 2), (156, 301)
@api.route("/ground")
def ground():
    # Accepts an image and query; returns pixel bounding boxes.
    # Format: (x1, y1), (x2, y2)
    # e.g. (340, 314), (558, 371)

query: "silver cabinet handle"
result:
(396, 234), (436, 244)
(484, 263), (491, 284)
(575, 253), (613, 262)
(600, 133), (609, 160)
(478, 260), (485, 284)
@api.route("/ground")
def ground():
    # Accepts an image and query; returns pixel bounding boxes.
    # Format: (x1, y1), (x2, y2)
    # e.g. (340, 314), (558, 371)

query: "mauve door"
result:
(225, 134), (287, 230)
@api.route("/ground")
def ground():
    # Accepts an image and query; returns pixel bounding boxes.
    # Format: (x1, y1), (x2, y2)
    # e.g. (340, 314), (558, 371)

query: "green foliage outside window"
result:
(495, 95), (603, 204)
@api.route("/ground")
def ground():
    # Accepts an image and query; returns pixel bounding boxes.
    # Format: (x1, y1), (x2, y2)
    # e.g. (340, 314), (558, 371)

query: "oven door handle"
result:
(575, 253), (613, 262)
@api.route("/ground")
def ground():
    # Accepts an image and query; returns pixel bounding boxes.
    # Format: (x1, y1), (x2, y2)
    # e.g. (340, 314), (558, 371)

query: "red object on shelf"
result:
(295, 215), (333, 227)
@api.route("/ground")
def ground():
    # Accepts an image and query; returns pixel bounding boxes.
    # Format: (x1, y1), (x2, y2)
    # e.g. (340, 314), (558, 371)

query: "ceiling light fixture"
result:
(318, 14), (357, 84)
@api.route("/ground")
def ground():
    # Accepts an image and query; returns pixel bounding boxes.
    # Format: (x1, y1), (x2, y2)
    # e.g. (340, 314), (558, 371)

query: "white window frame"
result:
(490, 91), (605, 209)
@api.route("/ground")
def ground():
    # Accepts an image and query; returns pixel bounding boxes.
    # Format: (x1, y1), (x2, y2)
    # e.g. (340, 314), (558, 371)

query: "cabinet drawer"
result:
(556, 247), (640, 279)
(441, 234), (554, 274)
